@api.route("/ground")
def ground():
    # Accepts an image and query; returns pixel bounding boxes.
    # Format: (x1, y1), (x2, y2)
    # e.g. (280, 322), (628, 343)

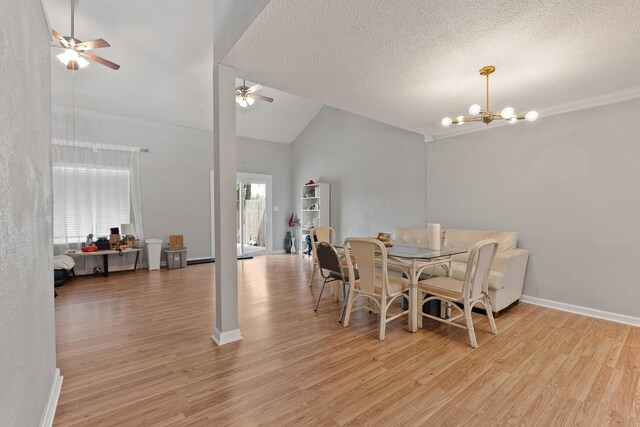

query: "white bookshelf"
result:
(300, 183), (330, 253)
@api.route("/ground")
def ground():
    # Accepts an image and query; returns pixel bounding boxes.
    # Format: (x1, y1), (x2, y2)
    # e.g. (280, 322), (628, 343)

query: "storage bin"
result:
(165, 248), (188, 269)
(146, 239), (163, 270)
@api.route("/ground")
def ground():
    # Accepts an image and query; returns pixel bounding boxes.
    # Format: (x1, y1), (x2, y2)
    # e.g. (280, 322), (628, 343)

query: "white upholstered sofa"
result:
(392, 227), (529, 313)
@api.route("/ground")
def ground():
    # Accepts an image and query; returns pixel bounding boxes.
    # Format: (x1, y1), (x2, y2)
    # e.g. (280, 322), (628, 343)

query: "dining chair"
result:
(314, 242), (356, 322)
(417, 239), (499, 348)
(342, 238), (410, 341)
(308, 226), (336, 287)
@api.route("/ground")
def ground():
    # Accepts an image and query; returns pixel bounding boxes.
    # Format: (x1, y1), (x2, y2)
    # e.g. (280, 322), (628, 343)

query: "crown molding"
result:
(431, 85), (640, 142)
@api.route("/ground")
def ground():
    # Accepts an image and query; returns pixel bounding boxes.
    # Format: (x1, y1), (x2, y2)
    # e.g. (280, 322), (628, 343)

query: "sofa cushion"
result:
(433, 261), (505, 291)
(445, 228), (517, 263)
(392, 227), (430, 246)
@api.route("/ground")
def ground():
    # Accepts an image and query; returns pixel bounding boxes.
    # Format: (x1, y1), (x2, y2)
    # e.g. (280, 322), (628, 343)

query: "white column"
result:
(211, 64), (242, 345)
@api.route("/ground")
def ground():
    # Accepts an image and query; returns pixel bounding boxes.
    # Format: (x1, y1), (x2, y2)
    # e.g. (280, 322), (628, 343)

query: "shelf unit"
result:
(300, 183), (330, 253)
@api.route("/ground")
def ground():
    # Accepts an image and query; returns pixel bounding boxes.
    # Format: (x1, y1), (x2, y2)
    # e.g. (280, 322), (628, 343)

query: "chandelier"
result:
(442, 66), (538, 127)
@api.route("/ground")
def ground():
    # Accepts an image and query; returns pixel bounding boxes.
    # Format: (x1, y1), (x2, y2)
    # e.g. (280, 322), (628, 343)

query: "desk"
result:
(337, 243), (467, 332)
(69, 248), (141, 277)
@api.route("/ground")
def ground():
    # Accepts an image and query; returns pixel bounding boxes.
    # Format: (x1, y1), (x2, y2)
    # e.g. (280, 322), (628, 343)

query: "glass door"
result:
(236, 173), (272, 257)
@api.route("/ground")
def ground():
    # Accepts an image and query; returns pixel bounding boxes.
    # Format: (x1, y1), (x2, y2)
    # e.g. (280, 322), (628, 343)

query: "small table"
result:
(69, 248), (141, 277)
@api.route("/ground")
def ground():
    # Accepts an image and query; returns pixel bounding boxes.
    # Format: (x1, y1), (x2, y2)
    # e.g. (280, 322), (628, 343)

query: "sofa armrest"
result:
(492, 248), (529, 300)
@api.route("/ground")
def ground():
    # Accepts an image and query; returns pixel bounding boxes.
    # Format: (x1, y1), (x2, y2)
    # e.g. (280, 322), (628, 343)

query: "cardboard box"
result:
(169, 234), (184, 250)
(110, 234), (120, 248)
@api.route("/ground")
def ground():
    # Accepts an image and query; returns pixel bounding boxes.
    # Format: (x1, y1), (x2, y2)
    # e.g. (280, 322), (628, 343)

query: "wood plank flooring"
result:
(54, 255), (640, 426)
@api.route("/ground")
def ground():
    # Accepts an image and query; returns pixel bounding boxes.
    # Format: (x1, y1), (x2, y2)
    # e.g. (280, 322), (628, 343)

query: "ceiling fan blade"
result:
(247, 84), (263, 93)
(51, 28), (69, 47)
(80, 52), (120, 70)
(76, 38), (111, 51)
(50, 44), (66, 49)
(252, 94), (274, 103)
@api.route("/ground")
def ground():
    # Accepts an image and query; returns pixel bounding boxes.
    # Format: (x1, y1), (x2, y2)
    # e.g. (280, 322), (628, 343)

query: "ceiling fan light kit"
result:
(442, 65), (537, 128)
(51, 0), (120, 71)
(236, 80), (274, 108)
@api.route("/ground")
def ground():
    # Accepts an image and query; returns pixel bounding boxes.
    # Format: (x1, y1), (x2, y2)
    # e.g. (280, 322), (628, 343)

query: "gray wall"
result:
(291, 106), (427, 243)
(52, 108), (293, 258)
(52, 106), (214, 259)
(237, 136), (291, 251)
(427, 99), (640, 318)
(0, 2), (57, 425)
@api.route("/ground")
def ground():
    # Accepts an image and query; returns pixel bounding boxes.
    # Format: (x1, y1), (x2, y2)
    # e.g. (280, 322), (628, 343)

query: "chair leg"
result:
(464, 304), (478, 348)
(484, 296), (498, 335)
(308, 262), (319, 287)
(417, 292), (424, 329)
(343, 288), (356, 327)
(314, 278), (328, 312)
(339, 283), (349, 323)
(379, 298), (387, 341)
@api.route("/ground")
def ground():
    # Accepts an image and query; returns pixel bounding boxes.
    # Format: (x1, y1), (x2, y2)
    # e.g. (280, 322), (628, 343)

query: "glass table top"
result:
(334, 242), (467, 260)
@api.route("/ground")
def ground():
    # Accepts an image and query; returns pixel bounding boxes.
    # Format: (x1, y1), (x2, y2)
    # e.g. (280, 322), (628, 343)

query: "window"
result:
(52, 164), (130, 244)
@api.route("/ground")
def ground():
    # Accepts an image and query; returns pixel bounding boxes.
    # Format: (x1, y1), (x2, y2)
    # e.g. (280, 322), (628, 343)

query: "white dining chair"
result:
(417, 239), (499, 348)
(342, 238), (410, 341)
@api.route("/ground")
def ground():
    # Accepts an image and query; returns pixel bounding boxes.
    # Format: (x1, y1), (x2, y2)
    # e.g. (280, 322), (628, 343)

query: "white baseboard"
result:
(40, 368), (63, 427)
(270, 249), (286, 254)
(211, 327), (243, 346)
(520, 295), (640, 327)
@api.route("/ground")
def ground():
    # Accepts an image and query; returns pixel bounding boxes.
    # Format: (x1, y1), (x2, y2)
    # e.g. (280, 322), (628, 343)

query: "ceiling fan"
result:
(236, 80), (273, 108)
(50, 0), (120, 71)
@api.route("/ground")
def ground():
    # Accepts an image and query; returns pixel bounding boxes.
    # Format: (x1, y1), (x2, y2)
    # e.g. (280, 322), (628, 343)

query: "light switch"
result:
(273, 206), (279, 211)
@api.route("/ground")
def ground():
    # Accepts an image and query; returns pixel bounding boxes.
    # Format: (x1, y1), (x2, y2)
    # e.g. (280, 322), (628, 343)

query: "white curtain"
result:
(52, 139), (144, 254)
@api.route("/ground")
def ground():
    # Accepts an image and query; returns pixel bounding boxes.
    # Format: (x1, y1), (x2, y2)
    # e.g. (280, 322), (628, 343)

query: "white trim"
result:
(210, 169), (216, 259)
(520, 295), (640, 328)
(211, 327), (243, 345)
(40, 368), (63, 427)
(432, 85), (640, 141)
(270, 249), (286, 254)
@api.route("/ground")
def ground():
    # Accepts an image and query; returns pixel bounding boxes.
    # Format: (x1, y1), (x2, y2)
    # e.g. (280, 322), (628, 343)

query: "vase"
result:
(291, 237), (296, 253)
(284, 231), (292, 253)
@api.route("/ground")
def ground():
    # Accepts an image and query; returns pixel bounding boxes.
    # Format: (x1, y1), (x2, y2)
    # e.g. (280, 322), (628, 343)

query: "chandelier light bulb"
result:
(239, 98), (248, 108)
(246, 96), (255, 106)
(525, 110), (539, 122)
(441, 117), (452, 127)
(508, 116), (518, 125)
(501, 107), (515, 119)
(468, 104), (481, 115)
(236, 94), (243, 103)
(456, 116), (465, 125)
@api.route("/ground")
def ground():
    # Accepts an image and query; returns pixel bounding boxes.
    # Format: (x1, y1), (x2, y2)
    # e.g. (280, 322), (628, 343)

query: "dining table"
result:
(336, 242), (468, 332)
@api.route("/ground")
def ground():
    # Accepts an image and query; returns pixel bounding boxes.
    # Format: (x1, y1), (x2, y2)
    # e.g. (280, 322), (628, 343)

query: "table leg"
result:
(133, 251), (140, 272)
(409, 259), (418, 333)
(103, 254), (109, 277)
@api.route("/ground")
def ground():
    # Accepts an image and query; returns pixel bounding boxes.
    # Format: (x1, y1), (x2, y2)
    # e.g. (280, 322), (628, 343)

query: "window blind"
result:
(53, 165), (130, 244)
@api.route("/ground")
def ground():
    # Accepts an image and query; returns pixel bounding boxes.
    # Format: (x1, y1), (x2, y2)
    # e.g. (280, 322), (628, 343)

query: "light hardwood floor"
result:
(54, 255), (640, 426)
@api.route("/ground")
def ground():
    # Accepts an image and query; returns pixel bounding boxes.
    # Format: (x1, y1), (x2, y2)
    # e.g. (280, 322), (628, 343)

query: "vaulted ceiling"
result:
(223, 0), (640, 139)
(45, 0), (320, 143)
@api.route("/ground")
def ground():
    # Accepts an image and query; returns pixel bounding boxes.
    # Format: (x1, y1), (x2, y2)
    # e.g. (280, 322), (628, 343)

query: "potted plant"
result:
(285, 213), (300, 253)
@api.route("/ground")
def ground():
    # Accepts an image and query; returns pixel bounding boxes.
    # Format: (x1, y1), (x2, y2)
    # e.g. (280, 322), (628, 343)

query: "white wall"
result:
(52, 106), (214, 260)
(291, 106), (427, 243)
(0, 2), (58, 425)
(427, 99), (640, 318)
(237, 136), (291, 251)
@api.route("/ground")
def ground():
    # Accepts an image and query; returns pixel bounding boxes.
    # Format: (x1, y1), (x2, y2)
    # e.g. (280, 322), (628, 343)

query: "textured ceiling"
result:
(223, 0), (640, 139)
(45, 0), (321, 143)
